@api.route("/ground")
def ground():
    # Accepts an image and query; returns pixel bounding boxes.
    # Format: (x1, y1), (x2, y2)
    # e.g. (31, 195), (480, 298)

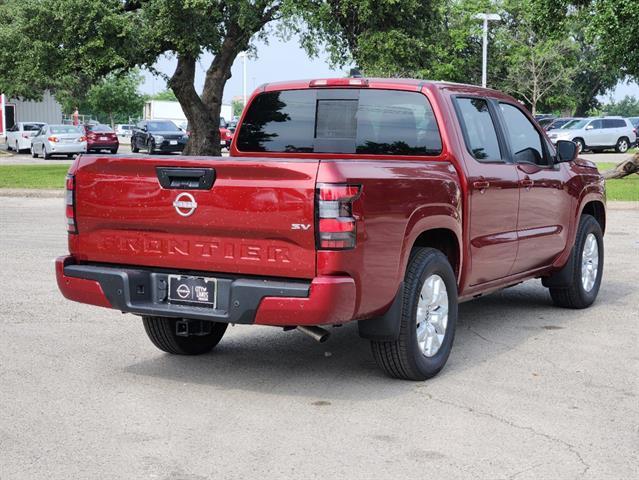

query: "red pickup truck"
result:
(56, 78), (606, 380)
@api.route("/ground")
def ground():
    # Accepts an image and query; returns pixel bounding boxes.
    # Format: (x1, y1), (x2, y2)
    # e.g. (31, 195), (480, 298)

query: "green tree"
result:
(86, 71), (146, 127)
(584, 0), (639, 80)
(151, 89), (178, 101)
(232, 99), (244, 118)
(594, 96), (639, 117)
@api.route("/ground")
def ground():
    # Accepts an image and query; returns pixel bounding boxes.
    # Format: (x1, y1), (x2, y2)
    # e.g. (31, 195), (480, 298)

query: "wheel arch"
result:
(581, 200), (606, 234)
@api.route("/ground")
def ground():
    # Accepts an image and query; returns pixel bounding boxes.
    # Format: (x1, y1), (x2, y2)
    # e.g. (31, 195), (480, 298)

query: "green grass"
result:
(597, 162), (639, 202)
(0, 162), (636, 201)
(0, 164), (69, 189)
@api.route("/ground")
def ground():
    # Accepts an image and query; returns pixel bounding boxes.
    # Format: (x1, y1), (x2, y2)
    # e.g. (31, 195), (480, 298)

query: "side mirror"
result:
(556, 140), (578, 163)
(585, 125), (593, 130)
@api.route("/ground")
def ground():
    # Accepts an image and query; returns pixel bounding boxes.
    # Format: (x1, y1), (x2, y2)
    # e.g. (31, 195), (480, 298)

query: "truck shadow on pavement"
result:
(124, 279), (625, 400)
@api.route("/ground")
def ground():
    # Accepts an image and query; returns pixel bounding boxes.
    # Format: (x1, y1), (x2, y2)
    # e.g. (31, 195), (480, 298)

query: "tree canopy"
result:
(0, 0), (637, 156)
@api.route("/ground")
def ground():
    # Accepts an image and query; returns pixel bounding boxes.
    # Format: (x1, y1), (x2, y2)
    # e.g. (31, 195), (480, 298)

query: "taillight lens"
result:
(65, 174), (77, 234)
(48, 136), (59, 143)
(78, 136), (87, 142)
(316, 183), (361, 250)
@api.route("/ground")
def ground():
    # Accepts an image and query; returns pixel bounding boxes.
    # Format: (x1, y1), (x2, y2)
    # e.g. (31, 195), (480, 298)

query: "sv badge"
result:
(291, 223), (311, 230)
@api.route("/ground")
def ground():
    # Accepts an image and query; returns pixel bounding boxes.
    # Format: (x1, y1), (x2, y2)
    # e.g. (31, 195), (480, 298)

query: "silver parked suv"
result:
(548, 117), (636, 153)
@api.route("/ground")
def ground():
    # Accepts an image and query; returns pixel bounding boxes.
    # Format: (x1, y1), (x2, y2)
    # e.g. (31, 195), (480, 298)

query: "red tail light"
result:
(48, 136), (59, 143)
(316, 183), (361, 249)
(79, 136), (87, 142)
(65, 174), (77, 234)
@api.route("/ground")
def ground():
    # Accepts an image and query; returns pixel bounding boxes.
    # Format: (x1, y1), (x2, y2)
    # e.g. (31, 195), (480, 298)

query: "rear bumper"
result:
(55, 256), (356, 326)
(49, 143), (87, 154)
(88, 142), (119, 150)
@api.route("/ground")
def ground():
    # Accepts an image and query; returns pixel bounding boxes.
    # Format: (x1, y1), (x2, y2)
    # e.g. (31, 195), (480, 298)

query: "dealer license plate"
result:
(168, 275), (217, 308)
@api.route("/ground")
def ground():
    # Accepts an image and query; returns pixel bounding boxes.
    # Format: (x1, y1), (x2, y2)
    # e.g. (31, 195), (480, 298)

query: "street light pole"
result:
(473, 13), (501, 88)
(238, 52), (248, 107)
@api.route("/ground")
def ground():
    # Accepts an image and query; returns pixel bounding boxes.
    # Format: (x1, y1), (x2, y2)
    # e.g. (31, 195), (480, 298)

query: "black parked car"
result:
(131, 120), (189, 154)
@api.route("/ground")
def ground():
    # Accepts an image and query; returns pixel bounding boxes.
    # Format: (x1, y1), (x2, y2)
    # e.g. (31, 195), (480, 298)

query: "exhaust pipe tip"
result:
(297, 325), (331, 343)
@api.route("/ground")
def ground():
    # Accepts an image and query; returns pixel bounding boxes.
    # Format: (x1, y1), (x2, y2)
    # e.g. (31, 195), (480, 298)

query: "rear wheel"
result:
(42, 146), (51, 159)
(31, 146), (38, 158)
(615, 137), (629, 153)
(546, 214), (603, 309)
(371, 248), (458, 380)
(131, 138), (139, 153)
(142, 316), (227, 355)
(110, 148), (118, 154)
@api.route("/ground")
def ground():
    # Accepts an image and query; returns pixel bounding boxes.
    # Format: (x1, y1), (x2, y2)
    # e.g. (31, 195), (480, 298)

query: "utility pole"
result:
(473, 13), (501, 88)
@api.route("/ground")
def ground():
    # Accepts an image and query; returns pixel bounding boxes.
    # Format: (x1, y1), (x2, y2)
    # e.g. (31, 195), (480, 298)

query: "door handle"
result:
(473, 180), (490, 193)
(520, 178), (534, 189)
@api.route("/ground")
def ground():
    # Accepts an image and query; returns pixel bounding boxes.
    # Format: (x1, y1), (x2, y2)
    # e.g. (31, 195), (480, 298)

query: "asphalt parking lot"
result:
(0, 197), (637, 479)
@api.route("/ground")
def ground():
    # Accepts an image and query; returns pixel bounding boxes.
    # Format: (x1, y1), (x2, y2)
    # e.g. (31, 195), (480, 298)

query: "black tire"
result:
(147, 141), (155, 154)
(66, 154), (74, 159)
(615, 137), (630, 153)
(371, 248), (458, 381)
(110, 148), (118, 154)
(142, 316), (227, 355)
(131, 139), (139, 153)
(547, 215), (603, 309)
(43, 147), (51, 159)
(31, 147), (38, 158)
(572, 138), (585, 153)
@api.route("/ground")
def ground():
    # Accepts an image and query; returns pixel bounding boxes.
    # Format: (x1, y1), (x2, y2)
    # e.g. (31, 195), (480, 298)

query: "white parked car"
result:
(115, 124), (134, 136)
(31, 124), (87, 159)
(548, 117), (636, 153)
(5, 122), (46, 152)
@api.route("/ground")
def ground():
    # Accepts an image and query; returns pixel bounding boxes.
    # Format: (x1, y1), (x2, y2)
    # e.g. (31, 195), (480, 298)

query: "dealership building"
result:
(0, 92), (63, 135)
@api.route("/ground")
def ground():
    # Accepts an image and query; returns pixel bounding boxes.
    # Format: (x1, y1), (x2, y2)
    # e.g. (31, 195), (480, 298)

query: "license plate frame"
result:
(169, 140), (178, 145)
(168, 275), (217, 309)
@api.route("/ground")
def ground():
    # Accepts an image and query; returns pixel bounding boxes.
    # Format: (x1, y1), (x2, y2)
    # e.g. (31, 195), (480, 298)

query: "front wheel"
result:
(546, 214), (603, 309)
(371, 248), (458, 381)
(142, 316), (227, 355)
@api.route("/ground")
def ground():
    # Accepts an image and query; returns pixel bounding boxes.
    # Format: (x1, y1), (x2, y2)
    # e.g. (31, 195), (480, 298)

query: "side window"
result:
(499, 103), (546, 166)
(455, 98), (502, 162)
(588, 119), (603, 130)
(603, 119), (615, 129)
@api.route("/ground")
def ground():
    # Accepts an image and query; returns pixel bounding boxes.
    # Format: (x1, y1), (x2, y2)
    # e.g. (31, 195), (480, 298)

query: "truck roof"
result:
(259, 77), (517, 103)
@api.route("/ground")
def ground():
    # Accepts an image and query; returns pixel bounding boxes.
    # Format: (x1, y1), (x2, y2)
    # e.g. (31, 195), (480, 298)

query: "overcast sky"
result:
(140, 36), (639, 105)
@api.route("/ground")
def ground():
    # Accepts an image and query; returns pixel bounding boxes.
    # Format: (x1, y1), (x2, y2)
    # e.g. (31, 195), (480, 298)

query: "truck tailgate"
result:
(71, 155), (319, 279)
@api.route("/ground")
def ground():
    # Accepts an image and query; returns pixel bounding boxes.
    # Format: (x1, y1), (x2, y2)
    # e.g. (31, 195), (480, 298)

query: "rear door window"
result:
(454, 98), (502, 162)
(236, 89), (442, 155)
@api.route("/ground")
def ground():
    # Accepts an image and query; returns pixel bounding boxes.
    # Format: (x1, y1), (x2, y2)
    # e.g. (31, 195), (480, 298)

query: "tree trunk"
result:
(168, 54), (221, 156)
(602, 153), (639, 179)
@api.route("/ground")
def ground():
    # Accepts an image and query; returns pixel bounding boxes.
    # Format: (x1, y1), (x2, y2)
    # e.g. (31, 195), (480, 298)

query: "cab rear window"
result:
(236, 89), (442, 155)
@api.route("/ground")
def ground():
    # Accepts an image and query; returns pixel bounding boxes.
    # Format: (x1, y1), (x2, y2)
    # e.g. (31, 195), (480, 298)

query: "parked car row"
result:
(130, 117), (232, 155)
(543, 116), (637, 153)
(5, 122), (121, 158)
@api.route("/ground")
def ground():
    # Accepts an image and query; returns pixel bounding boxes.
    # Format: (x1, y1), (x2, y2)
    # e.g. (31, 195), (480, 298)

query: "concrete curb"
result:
(0, 188), (64, 198)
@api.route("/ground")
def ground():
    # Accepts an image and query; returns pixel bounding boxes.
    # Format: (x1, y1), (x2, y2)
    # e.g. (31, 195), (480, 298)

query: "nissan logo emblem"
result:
(173, 192), (197, 217)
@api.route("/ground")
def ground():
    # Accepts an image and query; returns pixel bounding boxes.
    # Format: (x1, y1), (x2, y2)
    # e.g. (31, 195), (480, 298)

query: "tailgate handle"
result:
(156, 167), (215, 190)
